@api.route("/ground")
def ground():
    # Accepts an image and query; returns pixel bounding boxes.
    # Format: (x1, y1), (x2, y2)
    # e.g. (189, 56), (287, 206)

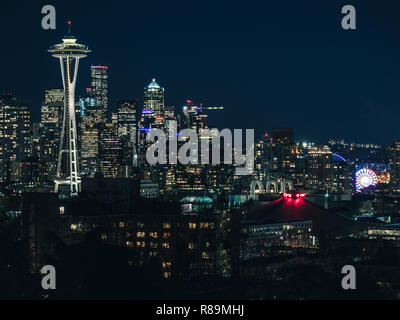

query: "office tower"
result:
(38, 89), (64, 181)
(0, 94), (31, 183)
(181, 100), (209, 133)
(307, 145), (333, 192)
(390, 141), (400, 193)
(79, 87), (96, 117)
(143, 78), (164, 118)
(140, 78), (165, 131)
(48, 29), (90, 196)
(79, 88), (102, 176)
(41, 88), (63, 125)
(37, 124), (58, 181)
(287, 144), (307, 189)
(117, 100), (139, 168)
(255, 134), (275, 177)
(139, 79), (165, 168)
(90, 65), (108, 121)
(98, 123), (122, 178)
(80, 124), (99, 175)
(45, 88), (64, 104)
(269, 128), (293, 175)
(331, 153), (351, 193)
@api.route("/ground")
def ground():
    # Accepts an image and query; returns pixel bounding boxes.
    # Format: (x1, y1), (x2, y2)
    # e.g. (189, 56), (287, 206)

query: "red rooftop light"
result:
(284, 193), (306, 199)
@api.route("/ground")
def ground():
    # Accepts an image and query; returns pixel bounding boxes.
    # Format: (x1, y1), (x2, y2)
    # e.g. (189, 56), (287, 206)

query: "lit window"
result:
(200, 222), (209, 229)
(136, 241), (146, 248)
(202, 252), (210, 259)
(126, 241), (134, 248)
(163, 232), (171, 239)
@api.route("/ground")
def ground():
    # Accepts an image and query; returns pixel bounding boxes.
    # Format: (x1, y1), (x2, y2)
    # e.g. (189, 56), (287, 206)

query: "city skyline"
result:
(1, 0), (400, 144)
(2, 1), (400, 302)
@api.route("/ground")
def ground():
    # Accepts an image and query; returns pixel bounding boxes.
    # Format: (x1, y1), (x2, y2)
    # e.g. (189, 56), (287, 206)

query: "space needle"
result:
(48, 22), (91, 197)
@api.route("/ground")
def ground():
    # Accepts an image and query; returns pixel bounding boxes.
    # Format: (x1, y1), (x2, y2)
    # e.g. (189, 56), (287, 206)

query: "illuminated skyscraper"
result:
(41, 88), (63, 125)
(48, 26), (90, 196)
(307, 145), (333, 192)
(79, 87), (96, 117)
(98, 123), (121, 178)
(139, 79), (165, 167)
(39, 89), (64, 181)
(117, 100), (139, 167)
(91, 65), (108, 121)
(0, 94), (31, 183)
(144, 79), (164, 116)
(141, 78), (165, 129)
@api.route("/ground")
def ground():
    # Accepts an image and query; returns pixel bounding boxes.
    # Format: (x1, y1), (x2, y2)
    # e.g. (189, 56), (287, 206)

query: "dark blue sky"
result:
(1, 0), (400, 144)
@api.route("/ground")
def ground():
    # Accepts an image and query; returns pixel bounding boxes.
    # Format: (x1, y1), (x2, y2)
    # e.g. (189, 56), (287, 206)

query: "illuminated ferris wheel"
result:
(355, 168), (378, 191)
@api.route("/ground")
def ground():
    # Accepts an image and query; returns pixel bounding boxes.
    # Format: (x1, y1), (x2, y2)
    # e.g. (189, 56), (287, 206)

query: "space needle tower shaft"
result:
(48, 22), (91, 197)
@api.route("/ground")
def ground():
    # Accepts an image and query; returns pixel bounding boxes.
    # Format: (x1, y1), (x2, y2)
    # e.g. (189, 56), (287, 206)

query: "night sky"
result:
(1, 0), (400, 144)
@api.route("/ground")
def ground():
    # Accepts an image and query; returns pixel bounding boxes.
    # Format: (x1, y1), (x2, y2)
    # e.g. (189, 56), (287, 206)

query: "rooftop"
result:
(244, 197), (357, 236)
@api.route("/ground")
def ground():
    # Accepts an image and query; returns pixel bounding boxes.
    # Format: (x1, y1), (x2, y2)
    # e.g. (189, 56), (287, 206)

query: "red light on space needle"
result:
(68, 21), (71, 25)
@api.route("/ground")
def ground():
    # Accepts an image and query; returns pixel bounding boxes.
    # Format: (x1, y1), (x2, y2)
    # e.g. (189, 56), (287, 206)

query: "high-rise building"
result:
(143, 78), (164, 118)
(43, 88), (64, 124)
(80, 124), (99, 176)
(390, 141), (400, 193)
(90, 65), (108, 121)
(98, 123), (122, 178)
(139, 79), (165, 168)
(79, 87), (97, 117)
(117, 100), (139, 168)
(48, 30), (90, 196)
(38, 88), (64, 181)
(307, 145), (333, 192)
(254, 134), (277, 175)
(0, 94), (31, 183)
(331, 154), (351, 193)
(140, 78), (165, 131)
(41, 88), (63, 124)
(181, 100), (209, 133)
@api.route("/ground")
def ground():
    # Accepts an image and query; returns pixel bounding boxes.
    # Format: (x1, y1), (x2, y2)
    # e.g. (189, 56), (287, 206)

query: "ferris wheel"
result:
(355, 168), (378, 191)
